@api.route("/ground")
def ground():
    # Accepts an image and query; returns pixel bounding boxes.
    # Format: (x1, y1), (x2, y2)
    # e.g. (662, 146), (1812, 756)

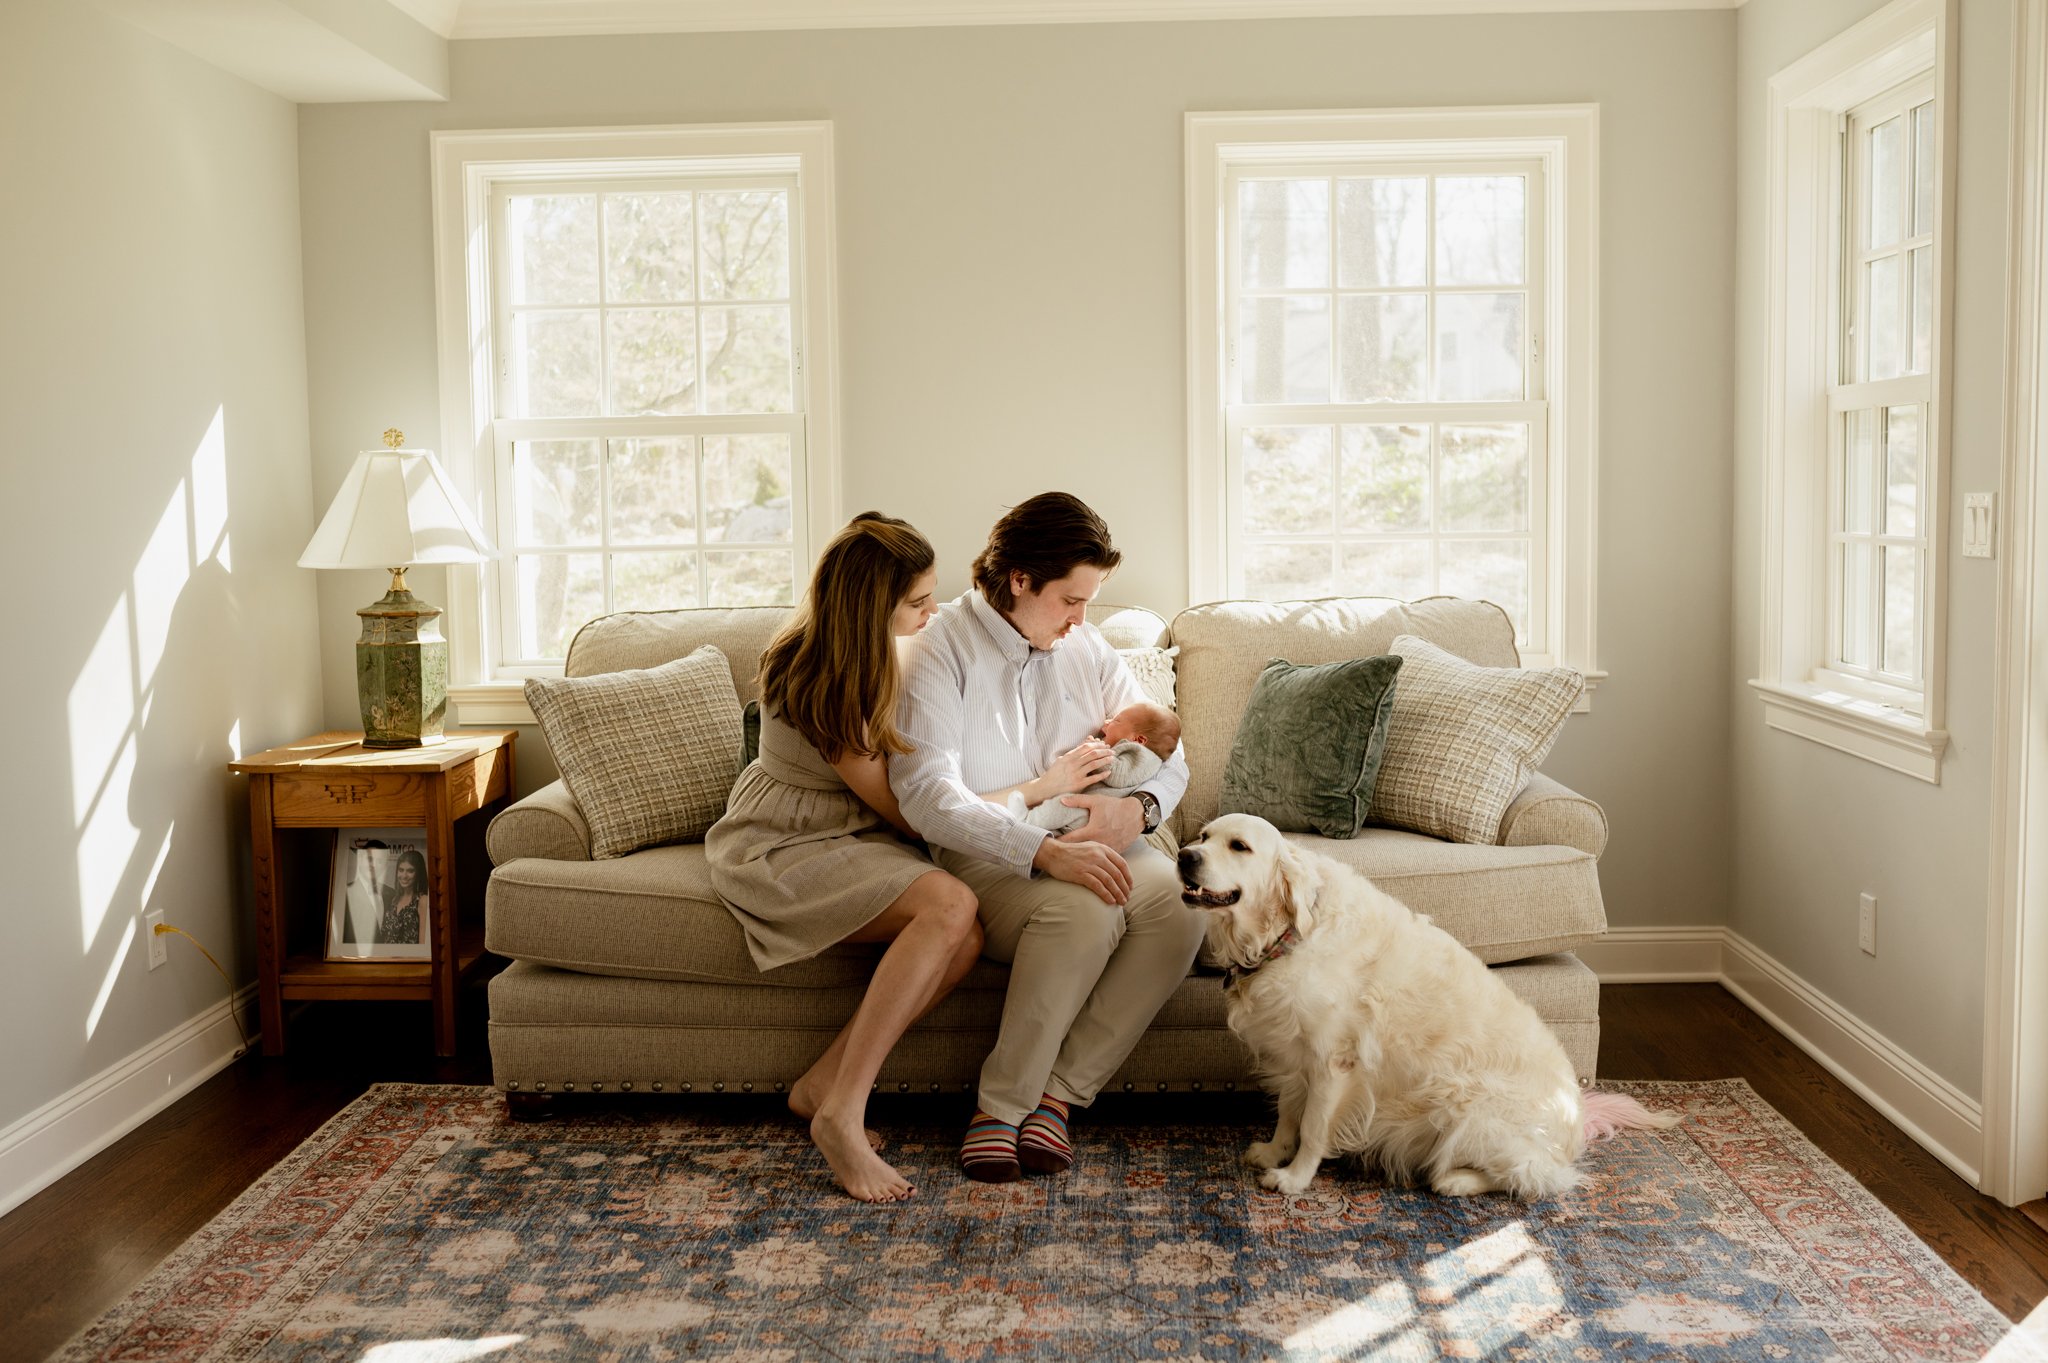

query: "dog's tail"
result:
(1581, 1090), (1680, 1142)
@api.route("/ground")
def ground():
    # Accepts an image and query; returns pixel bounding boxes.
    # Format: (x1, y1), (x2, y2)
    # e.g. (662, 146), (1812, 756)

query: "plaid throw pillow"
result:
(1367, 634), (1583, 845)
(523, 646), (742, 859)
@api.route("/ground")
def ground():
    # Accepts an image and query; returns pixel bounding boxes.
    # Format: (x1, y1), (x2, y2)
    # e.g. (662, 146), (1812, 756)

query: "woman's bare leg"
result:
(792, 871), (980, 1201)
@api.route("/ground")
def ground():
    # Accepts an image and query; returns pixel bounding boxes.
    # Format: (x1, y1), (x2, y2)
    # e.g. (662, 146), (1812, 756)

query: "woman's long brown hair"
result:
(759, 512), (935, 762)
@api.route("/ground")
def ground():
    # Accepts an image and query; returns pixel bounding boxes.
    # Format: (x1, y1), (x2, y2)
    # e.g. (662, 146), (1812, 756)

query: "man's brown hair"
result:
(970, 492), (1123, 612)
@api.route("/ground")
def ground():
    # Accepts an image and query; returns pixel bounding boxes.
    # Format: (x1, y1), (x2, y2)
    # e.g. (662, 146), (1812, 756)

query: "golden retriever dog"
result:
(1181, 813), (1675, 1198)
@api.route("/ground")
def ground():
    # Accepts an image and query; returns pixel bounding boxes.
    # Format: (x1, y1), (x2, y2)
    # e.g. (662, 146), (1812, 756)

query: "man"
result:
(893, 492), (1205, 1182)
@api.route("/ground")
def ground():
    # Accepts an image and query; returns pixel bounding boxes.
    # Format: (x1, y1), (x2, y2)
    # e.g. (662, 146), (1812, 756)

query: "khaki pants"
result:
(934, 842), (1205, 1126)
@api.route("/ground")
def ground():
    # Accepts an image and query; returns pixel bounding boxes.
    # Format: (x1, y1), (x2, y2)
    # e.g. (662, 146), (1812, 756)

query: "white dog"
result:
(1181, 813), (1675, 1198)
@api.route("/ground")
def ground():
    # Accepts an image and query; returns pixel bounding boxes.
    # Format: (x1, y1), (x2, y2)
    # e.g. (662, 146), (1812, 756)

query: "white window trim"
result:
(1185, 105), (1602, 707)
(1752, 0), (1954, 783)
(429, 123), (843, 726)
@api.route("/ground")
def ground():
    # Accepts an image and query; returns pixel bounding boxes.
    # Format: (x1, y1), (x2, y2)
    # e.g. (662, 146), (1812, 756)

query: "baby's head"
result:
(1100, 701), (1181, 762)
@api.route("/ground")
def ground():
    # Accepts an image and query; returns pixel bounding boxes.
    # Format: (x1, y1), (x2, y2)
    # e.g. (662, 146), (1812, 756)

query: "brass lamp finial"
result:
(383, 428), (404, 449)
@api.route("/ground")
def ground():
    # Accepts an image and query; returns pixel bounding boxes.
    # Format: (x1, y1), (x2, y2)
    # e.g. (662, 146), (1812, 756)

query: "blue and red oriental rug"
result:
(55, 1080), (2046, 1361)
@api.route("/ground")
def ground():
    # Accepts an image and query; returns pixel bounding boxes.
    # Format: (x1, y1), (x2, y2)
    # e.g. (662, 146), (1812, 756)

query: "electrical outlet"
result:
(146, 911), (166, 970)
(1858, 893), (1877, 956)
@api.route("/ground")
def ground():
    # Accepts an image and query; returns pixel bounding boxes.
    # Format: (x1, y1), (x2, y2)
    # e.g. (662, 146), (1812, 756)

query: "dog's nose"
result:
(1177, 848), (1200, 874)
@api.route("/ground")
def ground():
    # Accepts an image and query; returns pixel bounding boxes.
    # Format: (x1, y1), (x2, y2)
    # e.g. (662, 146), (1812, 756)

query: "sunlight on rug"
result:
(53, 1079), (2048, 1362)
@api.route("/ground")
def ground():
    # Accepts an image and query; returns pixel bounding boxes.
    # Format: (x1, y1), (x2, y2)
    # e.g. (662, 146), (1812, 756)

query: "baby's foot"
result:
(812, 1110), (913, 1202)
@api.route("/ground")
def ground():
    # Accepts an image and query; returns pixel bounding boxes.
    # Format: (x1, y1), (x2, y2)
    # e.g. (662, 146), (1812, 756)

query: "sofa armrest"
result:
(488, 780), (593, 864)
(1496, 773), (1608, 858)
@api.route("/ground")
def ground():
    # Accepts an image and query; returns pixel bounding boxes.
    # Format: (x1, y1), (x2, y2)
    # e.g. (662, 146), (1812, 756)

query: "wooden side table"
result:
(230, 729), (515, 1056)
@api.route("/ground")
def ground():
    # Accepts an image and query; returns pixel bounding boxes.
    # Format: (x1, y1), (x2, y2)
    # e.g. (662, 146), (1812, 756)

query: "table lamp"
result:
(298, 430), (496, 748)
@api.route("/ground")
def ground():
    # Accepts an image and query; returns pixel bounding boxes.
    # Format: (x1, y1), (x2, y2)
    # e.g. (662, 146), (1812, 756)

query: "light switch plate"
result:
(1964, 493), (1996, 558)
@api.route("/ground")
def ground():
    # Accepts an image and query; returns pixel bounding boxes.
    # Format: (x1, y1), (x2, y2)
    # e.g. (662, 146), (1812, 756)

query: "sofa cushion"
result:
(1217, 655), (1402, 838)
(1369, 634), (1583, 845)
(565, 607), (791, 697)
(523, 646), (743, 859)
(1170, 596), (1520, 837)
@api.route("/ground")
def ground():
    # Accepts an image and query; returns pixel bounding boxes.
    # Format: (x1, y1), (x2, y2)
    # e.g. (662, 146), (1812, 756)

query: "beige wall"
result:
(1730, 0), (2012, 1097)
(300, 10), (1739, 935)
(0, 7), (322, 1131)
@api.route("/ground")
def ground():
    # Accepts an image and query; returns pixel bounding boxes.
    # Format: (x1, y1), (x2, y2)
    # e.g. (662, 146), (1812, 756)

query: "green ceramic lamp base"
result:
(356, 569), (449, 749)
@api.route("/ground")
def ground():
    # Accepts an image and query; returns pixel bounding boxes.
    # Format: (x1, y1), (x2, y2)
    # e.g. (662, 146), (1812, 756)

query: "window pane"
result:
(1840, 541), (1874, 669)
(1866, 255), (1904, 381)
(1883, 545), (1918, 677)
(1337, 177), (1425, 288)
(508, 194), (598, 305)
(604, 192), (694, 303)
(1868, 115), (1903, 251)
(1339, 424), (1429, 532)
(701, 434), (794, 543)
(1240, 426), (1333, 535)
(1335, 294), (1427, 402)
(1439, 424), (1529, 533)
(1338, 540), (1431, 600)
(606, 308), (697, 416)
(1911, 244), (1933, 375)
(1243, 542), (1334, 600)
(1843, 409), (1876, 535)
(1885, 405), (1921, 537)
(706, 549), (795, 606)
(1240, 296), (1331, 403)
(513, 312), (601, 418)
(1435, 175), (1526, 287)
(1912, 103), (1935, 237)
(1238, 179), (1329, 290)
(611, 551), (699, 611)
(512, 440), (601, 546)
(1440, 540), (1530, 643)
(610, 437), (695, 545)
(698, 190), (791, 302)
(1435, 293), (1525, 401)
(703, 306), (794, 414)
(517, 553), (604, 660)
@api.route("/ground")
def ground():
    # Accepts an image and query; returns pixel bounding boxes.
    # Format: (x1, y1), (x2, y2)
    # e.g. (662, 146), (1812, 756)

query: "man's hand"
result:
(1054, 793), (1146, 850)
(1033, 835), (1132, 906)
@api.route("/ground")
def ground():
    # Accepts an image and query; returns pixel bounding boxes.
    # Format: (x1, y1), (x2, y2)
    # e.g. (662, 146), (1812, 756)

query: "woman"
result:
(378, 848), (427, 946)
(707, 512), (982, 1203)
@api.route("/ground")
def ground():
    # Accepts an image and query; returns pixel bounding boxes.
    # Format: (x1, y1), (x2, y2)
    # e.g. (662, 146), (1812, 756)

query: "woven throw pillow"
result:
(1119, 646), (1179, 710)
(523, 646), (742, 859)
(1216, 655), (1403, 839)
(1368, 634), (1583, 845)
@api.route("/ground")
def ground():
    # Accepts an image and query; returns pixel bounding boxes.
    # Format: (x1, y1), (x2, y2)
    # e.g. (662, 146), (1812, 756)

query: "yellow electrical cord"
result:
(153, 924), (254, 1057)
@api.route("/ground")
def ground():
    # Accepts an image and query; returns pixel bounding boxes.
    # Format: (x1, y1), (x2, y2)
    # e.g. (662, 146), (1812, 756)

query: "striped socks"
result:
(1018, 1095), (1074, 1174)
(960, 1111), (1021, 1183)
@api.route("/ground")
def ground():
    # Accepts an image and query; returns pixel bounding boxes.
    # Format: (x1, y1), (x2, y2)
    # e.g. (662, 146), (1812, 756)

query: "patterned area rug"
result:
(56, 1080), (2046, 1362)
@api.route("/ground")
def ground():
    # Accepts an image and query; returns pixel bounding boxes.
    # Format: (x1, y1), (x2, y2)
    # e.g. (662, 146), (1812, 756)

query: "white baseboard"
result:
(1588, 925), (1984, 1186)
(0, 987), (256, 1220)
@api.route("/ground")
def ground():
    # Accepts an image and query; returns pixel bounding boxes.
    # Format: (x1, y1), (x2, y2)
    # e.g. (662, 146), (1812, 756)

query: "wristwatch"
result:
(1132, 790), (1162, 834)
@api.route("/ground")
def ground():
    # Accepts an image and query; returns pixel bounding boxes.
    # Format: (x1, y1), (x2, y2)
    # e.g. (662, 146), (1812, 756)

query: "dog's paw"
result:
(1244, 1141), (1294, 1170)
(1259, 1165), (1316, 1195)
(1430, 1167), (1499, 1197)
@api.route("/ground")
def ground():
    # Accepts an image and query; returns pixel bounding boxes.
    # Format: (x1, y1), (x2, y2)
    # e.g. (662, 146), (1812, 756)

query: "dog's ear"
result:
(1275, 840), (1321, 938)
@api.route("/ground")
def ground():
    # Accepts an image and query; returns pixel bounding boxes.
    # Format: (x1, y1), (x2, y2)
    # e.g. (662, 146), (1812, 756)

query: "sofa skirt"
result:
(486, 951), (1601, 1095)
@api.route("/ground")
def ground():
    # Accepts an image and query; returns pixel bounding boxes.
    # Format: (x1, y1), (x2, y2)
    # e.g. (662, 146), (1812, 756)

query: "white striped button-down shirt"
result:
(891, 590), (1188, 876)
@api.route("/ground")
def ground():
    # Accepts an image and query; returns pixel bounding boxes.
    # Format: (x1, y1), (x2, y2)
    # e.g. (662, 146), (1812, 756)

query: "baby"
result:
(1007, 701), (1182, 833)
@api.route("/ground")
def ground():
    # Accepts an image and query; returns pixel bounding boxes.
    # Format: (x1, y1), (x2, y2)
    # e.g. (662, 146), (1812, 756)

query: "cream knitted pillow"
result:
(1368, 634), (1583, 845)
(523, 645), (742, 859)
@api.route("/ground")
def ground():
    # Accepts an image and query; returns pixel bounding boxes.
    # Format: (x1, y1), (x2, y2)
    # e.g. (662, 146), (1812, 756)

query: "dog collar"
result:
(1223, 927), (1301, 991)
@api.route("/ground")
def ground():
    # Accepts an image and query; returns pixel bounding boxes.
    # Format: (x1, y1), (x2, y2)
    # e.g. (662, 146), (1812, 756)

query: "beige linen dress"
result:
(707, 708), (936, 971)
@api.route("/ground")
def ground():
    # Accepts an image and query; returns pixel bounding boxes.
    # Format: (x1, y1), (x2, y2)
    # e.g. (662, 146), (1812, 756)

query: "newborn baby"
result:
(1007, 700), (1182, 833)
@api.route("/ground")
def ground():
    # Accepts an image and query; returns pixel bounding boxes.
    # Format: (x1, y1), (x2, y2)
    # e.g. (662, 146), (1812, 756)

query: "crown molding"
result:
(449, 0), (1743, 40)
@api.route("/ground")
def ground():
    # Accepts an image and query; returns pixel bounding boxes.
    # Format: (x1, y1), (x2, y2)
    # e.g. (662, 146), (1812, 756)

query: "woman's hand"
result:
(1027, 740), (1116, 803)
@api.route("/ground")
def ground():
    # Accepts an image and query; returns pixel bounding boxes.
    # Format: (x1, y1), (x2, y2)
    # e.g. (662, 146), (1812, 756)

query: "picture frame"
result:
(325, 829), (433, 961)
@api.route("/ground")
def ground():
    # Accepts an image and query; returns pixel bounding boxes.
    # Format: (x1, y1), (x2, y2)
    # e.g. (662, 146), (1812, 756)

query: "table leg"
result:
(248, 776), (287, 1055)
(426, 772), (459, 1056)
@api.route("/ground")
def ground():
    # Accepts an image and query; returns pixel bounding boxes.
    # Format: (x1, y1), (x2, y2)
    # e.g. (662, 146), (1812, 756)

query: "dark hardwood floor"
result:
(6, 982), (2047, 1359)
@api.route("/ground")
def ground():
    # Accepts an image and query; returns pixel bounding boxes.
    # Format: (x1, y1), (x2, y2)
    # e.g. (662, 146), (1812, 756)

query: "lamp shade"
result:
(298, 447), (496, 569)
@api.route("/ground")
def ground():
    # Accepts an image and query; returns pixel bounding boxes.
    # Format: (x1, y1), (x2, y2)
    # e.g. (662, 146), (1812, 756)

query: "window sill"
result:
(451, 683), (537, 728)
(1748, 679), (1947, 783)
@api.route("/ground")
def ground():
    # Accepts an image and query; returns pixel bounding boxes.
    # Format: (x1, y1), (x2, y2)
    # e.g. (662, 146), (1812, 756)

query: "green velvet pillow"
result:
(1216, 655), (1404, 839)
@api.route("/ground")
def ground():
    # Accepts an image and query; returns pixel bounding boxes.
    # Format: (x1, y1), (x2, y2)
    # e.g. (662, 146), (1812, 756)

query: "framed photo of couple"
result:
(325, 830), (433, 961)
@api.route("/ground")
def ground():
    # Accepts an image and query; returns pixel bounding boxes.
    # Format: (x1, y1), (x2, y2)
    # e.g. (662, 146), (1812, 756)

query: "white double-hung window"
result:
(1755, 2), (1951, 781)
(431, 125), (841, 715)
(1187, 108), (1599, 691)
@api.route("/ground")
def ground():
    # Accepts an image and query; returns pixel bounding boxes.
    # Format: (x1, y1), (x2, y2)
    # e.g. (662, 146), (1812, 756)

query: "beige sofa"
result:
(483, 595), (1610, 1104)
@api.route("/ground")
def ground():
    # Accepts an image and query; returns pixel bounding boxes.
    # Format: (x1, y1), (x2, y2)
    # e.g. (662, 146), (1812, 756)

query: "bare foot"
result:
(812, 1110), (914, 1202)
(788, 1074), (883, 1151)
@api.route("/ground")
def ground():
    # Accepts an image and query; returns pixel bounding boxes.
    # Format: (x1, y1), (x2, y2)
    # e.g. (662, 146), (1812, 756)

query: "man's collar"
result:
(964, 588), (1035, 665)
